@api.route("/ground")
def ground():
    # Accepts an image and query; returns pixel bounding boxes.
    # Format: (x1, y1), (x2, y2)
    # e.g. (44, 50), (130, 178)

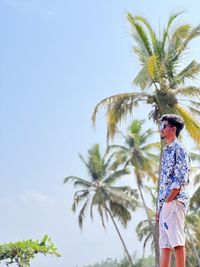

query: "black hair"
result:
(160, 114), (184, 137)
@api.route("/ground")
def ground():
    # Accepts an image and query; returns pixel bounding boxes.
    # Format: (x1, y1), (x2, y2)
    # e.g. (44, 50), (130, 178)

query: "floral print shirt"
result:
(157, 139), (190, 213)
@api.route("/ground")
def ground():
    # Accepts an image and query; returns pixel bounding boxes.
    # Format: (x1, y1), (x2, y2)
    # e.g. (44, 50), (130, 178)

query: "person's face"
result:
(160, 120), (176, 140)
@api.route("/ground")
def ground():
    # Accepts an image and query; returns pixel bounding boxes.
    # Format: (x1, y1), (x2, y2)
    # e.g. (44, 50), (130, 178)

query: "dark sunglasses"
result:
(160, 122), (172, 131)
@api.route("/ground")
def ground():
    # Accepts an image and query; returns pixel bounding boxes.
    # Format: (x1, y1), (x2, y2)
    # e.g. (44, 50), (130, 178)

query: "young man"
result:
(156, 114), (190, 267)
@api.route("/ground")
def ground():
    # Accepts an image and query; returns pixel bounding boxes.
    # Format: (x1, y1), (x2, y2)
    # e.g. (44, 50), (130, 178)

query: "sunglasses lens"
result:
(160, 122), (165, 130)
(160, 122), (169, 130)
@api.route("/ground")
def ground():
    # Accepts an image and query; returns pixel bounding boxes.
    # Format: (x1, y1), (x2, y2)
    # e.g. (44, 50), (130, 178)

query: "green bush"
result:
(0, 235), (60, 267)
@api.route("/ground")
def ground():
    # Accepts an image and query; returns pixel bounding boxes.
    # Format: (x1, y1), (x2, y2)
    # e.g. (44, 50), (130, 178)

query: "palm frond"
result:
(127, 13), (152, 56)
(97, 203), (106, 229)
(171, 24), (191, 41)
(176, 86), (200, 97)
(133, 47), (148, 63)
(134, 15), (158, 53)
(103, 168), (130, 185)
(109, 201), (131, 227)
(92, 92), (147, 139)
(190, 152), (200, 161)
(189, 187), (200, 211)
(108, 144), (129, 151)
(162, 11), (185, 50)
(146, 152), (160, 162)
(189, 107), (200, 118)
(188, 100), (200, 109)
(103, 151), (118, 171)
(87, 144), (105, 180)
(144, 232), (154, 255)
(133, 65), (152, 90)
(175, 104), (200, 147)
(110, 186), (138, 197)
(78, 199), (90, 229)
(64, 176), (91, 188)
(108, 150), (128, 171)
(194, 173), (200, 185)
(141, 142), (161, 151)
(106, 99), (139, 139)
(173, 24), (200, 61)
(136, 219), (154, 241)
(78, 154), (90, 169)
(147, 55), (157, 79)
(72, 190), (90, 212)
(175, 61), (200, 84)
(90, 192), (100, 220)
(107, 187), (138, 210)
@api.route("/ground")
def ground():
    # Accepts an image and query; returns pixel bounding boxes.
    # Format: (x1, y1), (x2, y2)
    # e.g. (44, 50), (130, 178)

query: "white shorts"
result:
(159, 200), (186, 249)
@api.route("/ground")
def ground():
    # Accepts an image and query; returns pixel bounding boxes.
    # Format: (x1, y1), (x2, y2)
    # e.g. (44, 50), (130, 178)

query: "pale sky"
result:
(1, 1), (200, 267)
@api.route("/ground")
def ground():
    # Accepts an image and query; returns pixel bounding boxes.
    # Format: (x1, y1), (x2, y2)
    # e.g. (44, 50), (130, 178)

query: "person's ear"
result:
(172, 127), (176, 133)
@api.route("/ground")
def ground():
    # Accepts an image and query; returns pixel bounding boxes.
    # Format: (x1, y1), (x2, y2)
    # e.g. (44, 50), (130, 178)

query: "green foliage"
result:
(64, 144), (138, 229)
(65, 143), (139, 266)
(92, 12), (200, 147)
(81, 255), (155, 267)
(0, 235), (60, 267)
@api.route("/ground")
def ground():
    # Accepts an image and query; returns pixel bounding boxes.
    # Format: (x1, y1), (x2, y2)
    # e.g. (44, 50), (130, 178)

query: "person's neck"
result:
(165, 136), (176, 145)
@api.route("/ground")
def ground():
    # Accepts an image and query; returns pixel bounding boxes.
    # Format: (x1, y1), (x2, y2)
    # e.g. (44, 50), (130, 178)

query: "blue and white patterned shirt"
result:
(157, 139), (190, 213)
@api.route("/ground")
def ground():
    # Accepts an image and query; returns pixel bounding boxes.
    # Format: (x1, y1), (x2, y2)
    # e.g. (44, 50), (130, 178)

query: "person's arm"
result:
(165, 188), (180, 202)
(166, 146), (189, 202)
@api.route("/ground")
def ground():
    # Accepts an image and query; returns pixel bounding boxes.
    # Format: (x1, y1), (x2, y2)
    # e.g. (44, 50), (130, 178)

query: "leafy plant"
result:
(0, 235), (60, 267)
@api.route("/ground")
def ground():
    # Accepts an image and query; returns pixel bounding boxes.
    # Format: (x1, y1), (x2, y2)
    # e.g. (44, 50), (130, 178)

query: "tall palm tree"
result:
(92, 13), (200, 265)
(92, 12), (200, 143)
(108, 120), (160, 266)
(64, 144), (139, 267)
(108, 120), (159, 221)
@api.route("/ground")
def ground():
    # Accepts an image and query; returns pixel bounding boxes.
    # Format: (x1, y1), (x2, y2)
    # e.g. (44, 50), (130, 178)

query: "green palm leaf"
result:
(134, 15), (158, 53)
(162, 12), (185, 50)
(133, 65), (151, 89)
(92, 93), (147, 139)
(176, 86), (200, 97)
(175, 61), (200, 84)
(78, 199), (90, 229)
(127, 13), (152, 56)
(64, 176), (91, 188)
(65, 144), (139, 266)
(103, 168), (130, 185)
(175, 104), (200, 147)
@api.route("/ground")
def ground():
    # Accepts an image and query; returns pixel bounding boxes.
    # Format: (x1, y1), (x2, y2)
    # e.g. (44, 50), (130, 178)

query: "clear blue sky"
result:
(1, 1), (200, 266)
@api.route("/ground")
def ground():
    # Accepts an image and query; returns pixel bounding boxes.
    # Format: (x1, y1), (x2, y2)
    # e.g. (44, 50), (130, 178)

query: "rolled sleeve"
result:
(170, 147), (190, 190)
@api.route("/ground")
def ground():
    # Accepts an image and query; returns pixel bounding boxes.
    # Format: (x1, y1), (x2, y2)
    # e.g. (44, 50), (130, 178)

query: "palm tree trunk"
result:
(137, 182), (159, 267)
(154, 135), (165, 267)
(185, 223), (200, 267)
(154, 221), (160, 267)
(105, 206), (134, 267)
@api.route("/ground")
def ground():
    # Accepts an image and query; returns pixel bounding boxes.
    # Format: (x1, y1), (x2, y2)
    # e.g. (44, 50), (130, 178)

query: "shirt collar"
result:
(164, 138), (178, 149)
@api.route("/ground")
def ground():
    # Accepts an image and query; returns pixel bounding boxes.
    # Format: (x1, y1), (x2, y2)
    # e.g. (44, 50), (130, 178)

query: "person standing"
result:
(156, 114), (190, 267)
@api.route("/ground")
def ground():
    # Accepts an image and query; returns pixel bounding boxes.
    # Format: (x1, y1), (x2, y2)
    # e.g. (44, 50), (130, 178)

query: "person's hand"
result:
(156, 212), (159, 222)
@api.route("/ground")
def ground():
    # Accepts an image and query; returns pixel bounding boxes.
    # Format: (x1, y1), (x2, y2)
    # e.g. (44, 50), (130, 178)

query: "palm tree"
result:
(185, 213), (200, 267)
(92, 13), (200, 265)
(185, 150), (200, 266)
(64, 144), (139, 267)
(108, 120), (160, 266)
(92, 12), (200, 143)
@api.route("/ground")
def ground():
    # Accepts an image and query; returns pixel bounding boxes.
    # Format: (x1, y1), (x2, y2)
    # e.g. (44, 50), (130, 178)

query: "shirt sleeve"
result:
(170, 146), (190, 190)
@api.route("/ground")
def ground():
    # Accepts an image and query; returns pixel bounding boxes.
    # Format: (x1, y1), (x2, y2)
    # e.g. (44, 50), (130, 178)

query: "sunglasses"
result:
(160, 122), (172, 131)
